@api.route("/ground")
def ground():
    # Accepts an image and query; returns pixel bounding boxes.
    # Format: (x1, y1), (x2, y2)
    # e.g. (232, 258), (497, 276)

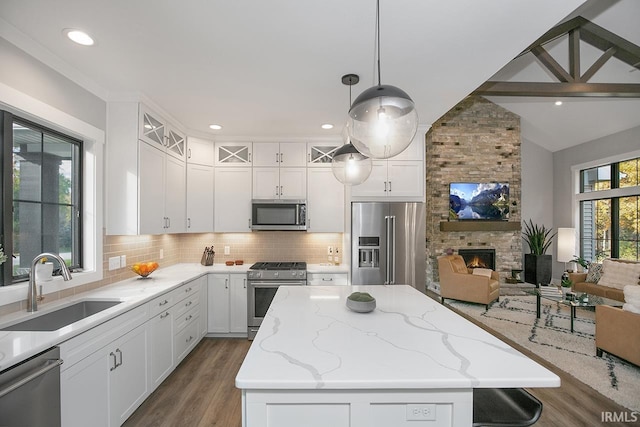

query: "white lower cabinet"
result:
(61, 323), (149, 427)
(307, 272), (348, 286)
(61, 277), (205, 427)
(149, 305), (174, 389)
(208, 273), (247, 336)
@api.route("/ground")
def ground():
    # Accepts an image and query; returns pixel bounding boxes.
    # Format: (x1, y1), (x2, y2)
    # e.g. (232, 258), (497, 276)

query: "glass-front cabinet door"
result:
(307, 143), (341, 167)
(139, 106), (166, 149)
(165, 128), (186, 160)
(215, 142), (252, 166)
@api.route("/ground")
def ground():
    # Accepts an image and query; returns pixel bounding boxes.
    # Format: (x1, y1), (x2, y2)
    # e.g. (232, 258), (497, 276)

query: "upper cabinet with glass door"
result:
(215, 142), (253, 166)
(139, 105), (186, 160)
(307, 142), (342, 167)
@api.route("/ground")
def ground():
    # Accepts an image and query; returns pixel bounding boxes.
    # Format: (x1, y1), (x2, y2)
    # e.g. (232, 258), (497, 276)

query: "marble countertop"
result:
(236, 285), (560, 390)
(0, 263), (233, 371)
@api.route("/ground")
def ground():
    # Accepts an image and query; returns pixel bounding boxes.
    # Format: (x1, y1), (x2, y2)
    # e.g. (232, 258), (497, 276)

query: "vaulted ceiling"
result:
(0, 0), (638, 152)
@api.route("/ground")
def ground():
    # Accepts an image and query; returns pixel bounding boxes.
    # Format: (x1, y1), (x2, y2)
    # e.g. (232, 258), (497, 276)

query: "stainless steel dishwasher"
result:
(0, 346), (63, 427)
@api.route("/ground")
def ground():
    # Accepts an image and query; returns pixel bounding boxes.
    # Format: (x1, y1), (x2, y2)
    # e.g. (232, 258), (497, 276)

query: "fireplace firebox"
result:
(458, 249), (496, 271)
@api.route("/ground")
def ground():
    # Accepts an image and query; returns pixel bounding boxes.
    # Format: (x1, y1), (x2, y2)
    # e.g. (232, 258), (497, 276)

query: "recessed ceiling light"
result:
(554, 100), (563, 106)
(321, 124), (334, 130)
(63, 29), (95, 46)
(209, 124), (223, 130)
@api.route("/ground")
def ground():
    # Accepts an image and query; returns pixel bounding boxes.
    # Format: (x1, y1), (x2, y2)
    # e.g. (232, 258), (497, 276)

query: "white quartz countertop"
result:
(236, 285), (560, 390)
(0, 263), (242, 370)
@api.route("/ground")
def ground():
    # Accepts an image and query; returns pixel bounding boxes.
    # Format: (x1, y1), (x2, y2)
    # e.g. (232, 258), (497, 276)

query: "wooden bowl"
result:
(225, 261), (235, 266)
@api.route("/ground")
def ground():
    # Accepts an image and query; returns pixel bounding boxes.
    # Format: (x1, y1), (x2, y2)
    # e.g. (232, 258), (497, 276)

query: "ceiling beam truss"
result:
(475, 17), (640, 98)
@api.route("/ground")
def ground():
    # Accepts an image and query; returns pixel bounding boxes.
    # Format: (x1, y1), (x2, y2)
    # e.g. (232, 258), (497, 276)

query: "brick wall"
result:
(426, 96), (522, 291)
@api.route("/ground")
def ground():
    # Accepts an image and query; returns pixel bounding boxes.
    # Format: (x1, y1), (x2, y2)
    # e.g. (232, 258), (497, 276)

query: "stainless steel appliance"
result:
(251, 200), (307, 231)
(247, 261), (307, 339)
(351, 202), (425, 290)
(0, 346), (63, 427)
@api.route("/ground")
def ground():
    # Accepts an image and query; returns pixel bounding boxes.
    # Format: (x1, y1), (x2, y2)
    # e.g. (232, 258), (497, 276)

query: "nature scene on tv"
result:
(449, 182), (510, 220)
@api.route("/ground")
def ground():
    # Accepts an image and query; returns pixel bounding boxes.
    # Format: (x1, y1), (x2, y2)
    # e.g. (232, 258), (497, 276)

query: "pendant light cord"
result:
(376, 0), (381, 86)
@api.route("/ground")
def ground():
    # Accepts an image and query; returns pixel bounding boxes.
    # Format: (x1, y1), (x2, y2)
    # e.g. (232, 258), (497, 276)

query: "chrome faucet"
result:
(28, 252), (72, 312)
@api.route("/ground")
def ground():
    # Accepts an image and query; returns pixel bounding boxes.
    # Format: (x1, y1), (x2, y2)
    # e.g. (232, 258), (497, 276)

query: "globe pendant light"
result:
(347, 0), (418, 159)
(332, 74), (373, 186)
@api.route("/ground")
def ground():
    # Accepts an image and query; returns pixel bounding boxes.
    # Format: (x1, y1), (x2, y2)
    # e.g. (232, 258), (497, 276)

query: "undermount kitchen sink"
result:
(1, 300), (122, 332)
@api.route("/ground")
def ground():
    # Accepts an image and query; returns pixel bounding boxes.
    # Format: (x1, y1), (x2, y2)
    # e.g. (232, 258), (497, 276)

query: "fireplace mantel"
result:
(439, 221), (521, 232)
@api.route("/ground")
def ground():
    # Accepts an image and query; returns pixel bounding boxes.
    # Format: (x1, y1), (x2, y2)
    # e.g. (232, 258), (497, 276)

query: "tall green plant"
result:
(522, 219), (556, 255)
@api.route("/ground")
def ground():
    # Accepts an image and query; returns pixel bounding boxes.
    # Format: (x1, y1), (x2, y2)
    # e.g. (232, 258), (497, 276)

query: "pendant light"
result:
(332, 74), (373, 186)
(347, 0), (418, 159)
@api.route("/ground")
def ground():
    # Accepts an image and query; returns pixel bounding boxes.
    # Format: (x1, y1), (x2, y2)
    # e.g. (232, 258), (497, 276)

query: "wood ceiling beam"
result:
(474, 81), (640, 98)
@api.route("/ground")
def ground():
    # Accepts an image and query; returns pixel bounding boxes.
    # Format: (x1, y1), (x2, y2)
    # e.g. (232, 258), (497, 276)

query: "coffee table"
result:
(527, 288), (622, 332)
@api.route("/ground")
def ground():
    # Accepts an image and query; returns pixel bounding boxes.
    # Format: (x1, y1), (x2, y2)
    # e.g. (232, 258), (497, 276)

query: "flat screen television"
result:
(449, 182), (509, 220)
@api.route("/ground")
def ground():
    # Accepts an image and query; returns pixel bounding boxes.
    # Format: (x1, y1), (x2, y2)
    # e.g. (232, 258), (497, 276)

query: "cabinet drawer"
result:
(174, 304), (199, 332)
(149, 291), (178, 318)
(174, 290), (199, 319)
(175, 318), (199, 363)
(307, 273), (348, 286)
(176, 280), (201, 302)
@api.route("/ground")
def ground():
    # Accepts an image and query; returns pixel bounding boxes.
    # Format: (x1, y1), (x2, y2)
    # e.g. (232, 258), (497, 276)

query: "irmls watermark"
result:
(601, 411), (639, 423)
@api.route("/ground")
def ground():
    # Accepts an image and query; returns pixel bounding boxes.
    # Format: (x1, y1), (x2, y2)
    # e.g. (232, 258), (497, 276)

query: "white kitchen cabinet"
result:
(253, 167), (306, 199)
(214, 167), (252, 232)
(139, 104), (186, 161)
(307, 142), (342, 167)
(230, 274), (248, 333)
(253, 142), (306, 167)
(208, 273), (247, 336)
(307, 168), (344, 232)
(149, 305), (174, 389)
(186, 163), (214, 232)
(187, 136), (214, 166)
(350, 127), (426, 202)
(307, 272), (349, 286)
(61, 323), (149, 427)
(138, 141), (186, 234)
(106, 101), (187, 235)
(215, 141), (252, 166)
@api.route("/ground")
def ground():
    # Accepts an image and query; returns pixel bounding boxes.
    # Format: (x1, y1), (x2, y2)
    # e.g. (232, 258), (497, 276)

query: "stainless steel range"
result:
(247, 261), (307, 340)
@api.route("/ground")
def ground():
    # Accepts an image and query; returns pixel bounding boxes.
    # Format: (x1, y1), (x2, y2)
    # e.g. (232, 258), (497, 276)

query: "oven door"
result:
(247, 280), (305, 339)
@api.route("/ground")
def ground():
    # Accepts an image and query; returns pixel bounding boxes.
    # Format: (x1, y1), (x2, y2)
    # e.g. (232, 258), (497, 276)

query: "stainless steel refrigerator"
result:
(351, 202), (425, 290)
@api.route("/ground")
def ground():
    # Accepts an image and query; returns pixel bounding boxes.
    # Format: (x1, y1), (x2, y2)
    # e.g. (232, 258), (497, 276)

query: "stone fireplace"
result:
(458, 248), (496, 270)
(426, 96), (523, 292)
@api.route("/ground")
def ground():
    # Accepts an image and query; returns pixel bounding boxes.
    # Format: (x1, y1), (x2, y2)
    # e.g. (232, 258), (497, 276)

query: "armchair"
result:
(595, 305), (640, 367)
(437, 255), (500, 309)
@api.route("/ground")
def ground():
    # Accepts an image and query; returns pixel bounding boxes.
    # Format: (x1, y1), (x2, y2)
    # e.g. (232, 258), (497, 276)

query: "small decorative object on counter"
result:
(225, 261), (235, 266)
(346, 291), (376, 313)
(132, 261), (159, 278)
(235, 260), (244, 265)
(201, 246), (215, 266)
(35, 259), (54, 282)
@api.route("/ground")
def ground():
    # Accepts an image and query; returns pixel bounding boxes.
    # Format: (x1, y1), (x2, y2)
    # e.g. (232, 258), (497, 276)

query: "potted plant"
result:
(522, 219), (556, 286)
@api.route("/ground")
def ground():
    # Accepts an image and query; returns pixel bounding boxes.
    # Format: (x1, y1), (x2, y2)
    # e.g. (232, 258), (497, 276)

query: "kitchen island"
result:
(236, 285), (559, 427)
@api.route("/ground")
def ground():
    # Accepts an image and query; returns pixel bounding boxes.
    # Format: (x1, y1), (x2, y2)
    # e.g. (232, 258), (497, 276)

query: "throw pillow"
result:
(585, 263), (603, 283)
(598, 259), (640, 290)
(624, 284), (640, 306)
(623, 303), (640, 315)
(472, 268), (492, 278)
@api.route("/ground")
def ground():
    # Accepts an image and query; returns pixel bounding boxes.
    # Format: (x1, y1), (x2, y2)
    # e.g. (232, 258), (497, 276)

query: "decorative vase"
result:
(35, 262), (54, 282)
(524, 254), (552, 286)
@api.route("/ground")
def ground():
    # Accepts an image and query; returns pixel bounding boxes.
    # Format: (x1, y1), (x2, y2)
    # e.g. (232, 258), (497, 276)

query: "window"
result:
(1, 111), (82, 284)
(578, 156), (640, 262)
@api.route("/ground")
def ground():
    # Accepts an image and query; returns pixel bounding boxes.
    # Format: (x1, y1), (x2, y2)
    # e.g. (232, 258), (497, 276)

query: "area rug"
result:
(447, 296), (640, 412)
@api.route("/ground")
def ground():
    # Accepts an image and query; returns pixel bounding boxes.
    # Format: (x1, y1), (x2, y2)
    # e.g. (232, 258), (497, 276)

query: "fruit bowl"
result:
(131, 261), (159, 278)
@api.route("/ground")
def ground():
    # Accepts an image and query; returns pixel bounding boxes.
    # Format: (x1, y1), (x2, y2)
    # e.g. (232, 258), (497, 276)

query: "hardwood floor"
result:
(125, 331), (632, 427)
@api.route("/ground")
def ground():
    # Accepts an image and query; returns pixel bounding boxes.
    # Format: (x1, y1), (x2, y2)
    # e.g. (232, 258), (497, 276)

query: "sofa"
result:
(572, 259), (640, 366)
(568, 258), (640, 302)
(437, 255), (500, 309)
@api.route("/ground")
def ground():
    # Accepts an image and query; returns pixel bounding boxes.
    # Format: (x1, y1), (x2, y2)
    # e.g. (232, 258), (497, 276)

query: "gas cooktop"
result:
(249, 262), (307, 271)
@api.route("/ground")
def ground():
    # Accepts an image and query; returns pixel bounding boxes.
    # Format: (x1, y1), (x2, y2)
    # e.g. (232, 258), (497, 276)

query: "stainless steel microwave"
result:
(251, 200), (307, 231)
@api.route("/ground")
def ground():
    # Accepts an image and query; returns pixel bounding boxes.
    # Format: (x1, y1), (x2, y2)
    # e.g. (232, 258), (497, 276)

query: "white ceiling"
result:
(1, 0), (638, 151)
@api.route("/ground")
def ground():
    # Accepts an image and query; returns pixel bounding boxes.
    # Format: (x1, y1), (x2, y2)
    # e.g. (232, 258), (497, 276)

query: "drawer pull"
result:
(185, 301), (193, 307)
(186, 335), (194, 343)
(160, 312), (170, 319)
(185, 287), (192, 293)
(159, 299), (169, 306)
(322, 278), (334, 281)
(185, 314), (193, 322)
(109, 352), (117, 371)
